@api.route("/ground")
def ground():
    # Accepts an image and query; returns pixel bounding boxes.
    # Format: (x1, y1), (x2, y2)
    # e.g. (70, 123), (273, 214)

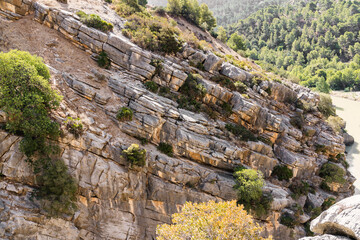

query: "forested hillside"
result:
(148, 0), (290, 26)
(229, 0), (360, 92)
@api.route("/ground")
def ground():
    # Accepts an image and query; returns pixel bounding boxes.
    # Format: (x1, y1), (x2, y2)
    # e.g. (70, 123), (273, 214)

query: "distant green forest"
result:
(148, 0), (290, 26)
(229, 0), (360, 92)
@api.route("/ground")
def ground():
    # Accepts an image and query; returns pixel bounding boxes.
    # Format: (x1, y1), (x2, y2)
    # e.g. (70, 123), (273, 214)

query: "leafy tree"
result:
(229, 0), (360, 91)
(227, 32), (246, 51)
(217, 26), (227, 42)
(138, 0), (147, 6)
(156, 200), (271, 240)
(233, 168), (272, 217)
(167, 0), (216, 30)
(0, 50), (77, 216)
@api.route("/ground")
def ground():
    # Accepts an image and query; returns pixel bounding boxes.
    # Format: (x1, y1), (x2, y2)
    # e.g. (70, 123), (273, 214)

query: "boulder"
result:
(188, 51), (206, 65)
(220, 62), (250, 82)
(310, 195), (360, 239)
(203, 53), (223, 73)
(343, 132), (354, 146)
(300, 234), (351, 240)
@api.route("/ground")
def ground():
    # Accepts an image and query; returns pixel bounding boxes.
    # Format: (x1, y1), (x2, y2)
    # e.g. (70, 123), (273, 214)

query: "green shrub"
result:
(318, 94), (336, 118)
(220, 102), (233, 118)
(319, 163), (346, 185)
(177, 74), (207, 112)
(123, 144), (147, 166)
(225, 123), (257, 142)
(289, 180), (311, 199)
(271, 165), (293, 181)
(235, 81), (248, 93)
(64, 117), (83, 138)
(280, 212), (296, 228)
(0, 50), (77, 216)
(122, 12), (183, 54)
(144, 81), (159, 93)
(157, 142), (173, 157)
(233, 168), (272, 217)
(315, 144), (327, 153)
(105, 0), (112, 3)
(290, 113), (305, 129)
(150, 59), (163, 76)
(76, 11), (113, 32)
(210, 75), (236, 91)
(326, 116), (345, 133)
(34, 158), (78, 217)
(322, 197), (336, 210)
(97, 51), (111, 69)
(311, 207), (322, 219)
(257, 136), (272, 146)
(117, 107), (133, 121)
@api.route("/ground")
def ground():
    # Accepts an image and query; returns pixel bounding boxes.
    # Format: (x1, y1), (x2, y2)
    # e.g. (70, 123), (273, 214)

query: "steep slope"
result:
(148, 0), (291, 26)
(230, 0), (360, 92)
(0, 0), (355, 239)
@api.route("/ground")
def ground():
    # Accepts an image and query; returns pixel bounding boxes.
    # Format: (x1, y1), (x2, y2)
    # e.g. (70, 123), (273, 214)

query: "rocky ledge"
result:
(0, 0), (356, 239)
(300, 195), (360, 240)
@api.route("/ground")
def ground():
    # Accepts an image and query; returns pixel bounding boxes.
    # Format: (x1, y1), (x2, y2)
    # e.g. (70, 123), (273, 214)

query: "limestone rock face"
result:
(309, 195), (360, 239)
(0, 1), (355, 240)
(301, 234), (351, 240)
(220, 62), (251, 81)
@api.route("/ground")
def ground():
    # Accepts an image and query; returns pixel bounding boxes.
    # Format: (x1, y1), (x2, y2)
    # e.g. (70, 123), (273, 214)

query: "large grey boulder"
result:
(203, 53), (223, 73)
(300, 234), (351, 240)
(343, 132), (354, 146)
(308, 195), (360, 239)
(220, 62), (250, 81)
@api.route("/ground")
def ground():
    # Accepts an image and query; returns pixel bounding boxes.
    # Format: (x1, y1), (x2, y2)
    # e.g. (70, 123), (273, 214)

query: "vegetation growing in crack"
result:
(271, 165), (293, 182)
(64, 117), (84, 138)
(319, 162), (346, 191)
(0, 50), (77, 217)
(225, 123), (257, 142)
(123, 144), (147, 167)
(233, 168), (272, 218)
(117, 107), (133, 121)
(157, 142), (174, 157)
(115, 0), (213, 54)
(76, 11), (113, 32)
(96, 51), (111, 69)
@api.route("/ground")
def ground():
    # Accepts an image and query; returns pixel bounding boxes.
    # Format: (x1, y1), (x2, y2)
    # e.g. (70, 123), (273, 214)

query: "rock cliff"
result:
(0, 0), (356, 239)
(300, 195), (360, 240)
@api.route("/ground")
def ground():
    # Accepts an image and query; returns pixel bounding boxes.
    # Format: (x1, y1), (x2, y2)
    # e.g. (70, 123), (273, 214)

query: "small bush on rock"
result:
(280, 212), (296, 228)
(123, 144), (147, 167)
(322, 197), (336, 210)
(225, 123), (257, 142)
(157, 142), (173, 157)
(97, 51), (111, 69)
(117, 107), (133, 121)
(122, 12), (183, 54)
(34, 158), (78, 217)
(271, 165), (293, 181)
(319, 163), (346, 185)
(64, 117), (83, 138)
(318, 94), (336, 118)
(144, 81), (159, 93)
(76, 11), (113, 32)
(234, 168), (272, 217)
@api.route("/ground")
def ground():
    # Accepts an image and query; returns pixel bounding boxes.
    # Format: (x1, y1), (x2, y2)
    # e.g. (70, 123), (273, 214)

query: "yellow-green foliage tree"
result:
(156, 200), (272, 240)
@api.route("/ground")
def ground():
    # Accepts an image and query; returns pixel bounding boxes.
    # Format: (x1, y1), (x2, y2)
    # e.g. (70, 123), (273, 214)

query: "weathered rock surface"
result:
(307, 195), (360, 240)
(0, 0), (356, 240)
(343, 132), (354, 146)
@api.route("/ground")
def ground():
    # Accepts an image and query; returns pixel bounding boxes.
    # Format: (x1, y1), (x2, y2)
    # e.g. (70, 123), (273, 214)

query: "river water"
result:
(332, 96), (360, 194)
